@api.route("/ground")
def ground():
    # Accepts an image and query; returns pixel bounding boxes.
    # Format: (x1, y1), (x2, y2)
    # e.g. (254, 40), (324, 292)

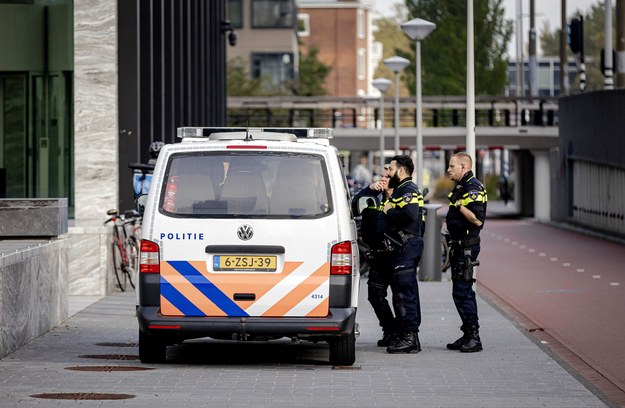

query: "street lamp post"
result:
(372, 78), (392, 171)
(383, 56), (410, 155)
(401, 17), (436, 188)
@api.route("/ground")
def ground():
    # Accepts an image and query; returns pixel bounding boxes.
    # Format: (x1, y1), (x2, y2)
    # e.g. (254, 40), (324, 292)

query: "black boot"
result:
(459, 326), (482, 353)
(377, 332), (396, 347)
(386, 332), (421, 354)
(446, 326), (470, 350)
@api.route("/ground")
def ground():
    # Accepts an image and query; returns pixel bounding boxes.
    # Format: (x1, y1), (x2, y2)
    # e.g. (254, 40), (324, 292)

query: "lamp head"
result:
(372, 78), (392, 93)
(383, 56), (410, 73)
(401, 18), (436, 41)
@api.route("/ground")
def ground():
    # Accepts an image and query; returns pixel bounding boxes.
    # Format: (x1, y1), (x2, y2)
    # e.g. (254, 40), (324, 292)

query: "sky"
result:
(371, 0), (600, 57)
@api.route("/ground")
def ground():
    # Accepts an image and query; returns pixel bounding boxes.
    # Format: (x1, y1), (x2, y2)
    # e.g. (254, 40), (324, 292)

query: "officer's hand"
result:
(369, 180), (386, 192)
(383, 201), (392, 214)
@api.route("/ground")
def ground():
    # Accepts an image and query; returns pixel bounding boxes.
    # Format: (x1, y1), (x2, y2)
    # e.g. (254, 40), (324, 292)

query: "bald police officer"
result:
(445, 152), (487, 353)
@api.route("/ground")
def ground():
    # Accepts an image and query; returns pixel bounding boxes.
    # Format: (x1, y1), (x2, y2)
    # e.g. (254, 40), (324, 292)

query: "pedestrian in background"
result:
(355, 165), (399, 347)
(445, 152), (487, 353)
(379, 155), (424, 354)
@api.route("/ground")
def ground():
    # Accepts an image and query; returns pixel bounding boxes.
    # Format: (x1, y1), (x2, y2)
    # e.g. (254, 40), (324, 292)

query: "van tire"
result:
(139, 330), (166, 363)
(328, 328), (356, 366)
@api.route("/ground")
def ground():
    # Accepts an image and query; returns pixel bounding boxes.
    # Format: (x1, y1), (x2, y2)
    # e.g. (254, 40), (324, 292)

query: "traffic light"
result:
(568, 17), (583, 54)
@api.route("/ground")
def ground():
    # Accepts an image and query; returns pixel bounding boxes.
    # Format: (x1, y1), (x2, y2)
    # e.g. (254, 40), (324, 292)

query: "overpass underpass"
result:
(227, 96), (561, 221)
(332, 126), (558, 222)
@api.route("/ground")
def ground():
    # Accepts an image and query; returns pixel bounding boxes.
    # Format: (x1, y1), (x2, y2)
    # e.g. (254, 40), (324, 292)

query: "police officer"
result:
(355, 165), (399, 347)
(380, 155), (425, 354)
(445, 152), (487, 353)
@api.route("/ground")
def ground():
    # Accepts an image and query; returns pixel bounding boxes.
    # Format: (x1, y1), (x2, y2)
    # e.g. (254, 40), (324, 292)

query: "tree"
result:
(227, 57), (266, 96)
(540, 1), (614, 92)
(394, 0), (513, 96)
(372, 13), (413, 97)
(295, 45), (332, 96)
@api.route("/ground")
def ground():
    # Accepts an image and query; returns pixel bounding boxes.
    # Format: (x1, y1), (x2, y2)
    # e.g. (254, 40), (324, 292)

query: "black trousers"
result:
(367, 259), (399, 335)
(449, 243), (480, 328)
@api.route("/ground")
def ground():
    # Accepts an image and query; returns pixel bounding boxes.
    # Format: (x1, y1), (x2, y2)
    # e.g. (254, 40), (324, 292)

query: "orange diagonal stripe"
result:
(262, 262), (329, 317)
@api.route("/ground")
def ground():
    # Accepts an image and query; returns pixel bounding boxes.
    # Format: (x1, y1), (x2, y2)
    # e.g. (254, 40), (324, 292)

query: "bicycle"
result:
(104, 209), (141, 291)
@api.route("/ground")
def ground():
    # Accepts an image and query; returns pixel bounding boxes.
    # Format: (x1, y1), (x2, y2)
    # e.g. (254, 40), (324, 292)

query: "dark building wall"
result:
(118, 0), (228, 211)
(555, 89), (625, 227)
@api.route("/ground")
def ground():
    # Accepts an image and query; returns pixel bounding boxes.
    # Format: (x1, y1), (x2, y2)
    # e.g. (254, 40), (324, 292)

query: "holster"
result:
(450, 236), (480, 282)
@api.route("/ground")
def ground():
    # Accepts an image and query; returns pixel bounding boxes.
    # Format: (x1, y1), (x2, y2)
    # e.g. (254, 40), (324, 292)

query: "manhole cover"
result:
(79, 354), (139, 361)
(31, 393), (135, 400)
(332, 365), (361, 370)
(65, 365), (154, 372)
(95, 342), (138, 347)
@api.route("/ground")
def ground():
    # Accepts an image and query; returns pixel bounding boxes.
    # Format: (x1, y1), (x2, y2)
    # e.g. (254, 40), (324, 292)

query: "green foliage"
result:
(227, 57), (265, 96)
(484, 173), (500, 199)
(227, 46), (330, 97)
(433, 176), (455, 200)
(372, 14), (413, 97)
(539, 1), (614, 92)
(398, 0), (513, 96)
(295, 45), (331, 96)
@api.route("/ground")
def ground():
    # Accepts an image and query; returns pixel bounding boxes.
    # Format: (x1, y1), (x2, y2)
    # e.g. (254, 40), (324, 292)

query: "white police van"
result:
(136, 127), (360, 365)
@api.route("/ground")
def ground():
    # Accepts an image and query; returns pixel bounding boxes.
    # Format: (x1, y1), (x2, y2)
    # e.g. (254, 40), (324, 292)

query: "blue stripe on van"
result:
(168, 261), (249, 317)
(160, 277), (206, 316)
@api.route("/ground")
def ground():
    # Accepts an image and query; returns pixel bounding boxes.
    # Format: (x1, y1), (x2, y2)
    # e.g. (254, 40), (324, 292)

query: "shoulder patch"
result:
(468, 190), (479, 200)
(403, 193), (412, 203)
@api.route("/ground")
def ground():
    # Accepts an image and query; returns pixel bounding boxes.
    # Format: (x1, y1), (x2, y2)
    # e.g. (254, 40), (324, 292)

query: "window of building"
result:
(297, 13), (310, 37)
(357, 9), (365, 39)
(357, 48), (365, 80)
(251, 0), (294, 28)
(227, 0), (243, 28)
(251, 52), (294, 90)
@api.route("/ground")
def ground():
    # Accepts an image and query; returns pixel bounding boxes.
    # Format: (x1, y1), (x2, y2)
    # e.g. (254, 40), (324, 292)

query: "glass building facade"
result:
(0, 0), (74, 214)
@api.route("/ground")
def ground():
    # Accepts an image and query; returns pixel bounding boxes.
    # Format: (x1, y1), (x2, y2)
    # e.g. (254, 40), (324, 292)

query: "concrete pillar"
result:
(531, 150), (551, 221)
(70, 0), (118, 296)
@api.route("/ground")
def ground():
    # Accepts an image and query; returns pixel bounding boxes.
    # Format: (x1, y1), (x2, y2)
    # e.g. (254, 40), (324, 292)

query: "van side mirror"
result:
(135, 194), (148, 214)
(352, 195), (379, 215)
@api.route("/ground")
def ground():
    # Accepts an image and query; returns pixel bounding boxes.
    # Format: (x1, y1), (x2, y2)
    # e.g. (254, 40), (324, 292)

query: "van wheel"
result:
(139, 330), (166, 363)
(328, 328), (356, 366)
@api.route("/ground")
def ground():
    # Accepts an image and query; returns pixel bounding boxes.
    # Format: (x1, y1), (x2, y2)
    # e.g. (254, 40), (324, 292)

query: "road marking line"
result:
(550, 257), (558, 262)
(592, 275), (601, 279)
(539, 253), (546, 257)
(519, 245), (526, 249)
(577, 268), (585, 273)
(528, 248), (535, 253)
(610, 282), (620, 287)
(562, 263), (570, 267)
(511, 241), (518, 245)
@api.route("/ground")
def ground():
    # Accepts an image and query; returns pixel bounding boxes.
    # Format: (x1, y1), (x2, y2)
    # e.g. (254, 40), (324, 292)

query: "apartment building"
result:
(227, 0), (299, 90)
(296, 0), (374, 97)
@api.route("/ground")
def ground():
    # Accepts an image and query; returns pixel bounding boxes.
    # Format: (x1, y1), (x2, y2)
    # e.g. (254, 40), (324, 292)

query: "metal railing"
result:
(572, 160), (625, 236)
(227, 95), (559, 129)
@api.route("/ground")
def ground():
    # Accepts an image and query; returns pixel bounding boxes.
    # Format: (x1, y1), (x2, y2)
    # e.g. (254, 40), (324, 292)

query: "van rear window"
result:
(159, 152), (332, 218)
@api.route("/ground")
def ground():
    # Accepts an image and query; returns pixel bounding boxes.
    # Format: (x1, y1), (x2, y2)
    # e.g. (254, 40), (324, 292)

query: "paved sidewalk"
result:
(0, 278), (611, 407)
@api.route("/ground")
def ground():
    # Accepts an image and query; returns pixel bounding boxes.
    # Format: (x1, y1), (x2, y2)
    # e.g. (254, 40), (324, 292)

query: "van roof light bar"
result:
(176, 127), (333, 139)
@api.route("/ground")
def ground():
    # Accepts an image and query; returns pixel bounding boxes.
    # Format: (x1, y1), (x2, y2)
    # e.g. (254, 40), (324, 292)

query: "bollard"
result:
(418, 203), (442, 281)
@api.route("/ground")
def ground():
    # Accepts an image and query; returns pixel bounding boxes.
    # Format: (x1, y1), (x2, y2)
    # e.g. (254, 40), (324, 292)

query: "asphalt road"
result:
(478, 218), (625, 407)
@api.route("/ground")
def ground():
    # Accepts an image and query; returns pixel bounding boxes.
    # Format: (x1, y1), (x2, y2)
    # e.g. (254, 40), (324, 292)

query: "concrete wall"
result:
(0, 239), (69, 359)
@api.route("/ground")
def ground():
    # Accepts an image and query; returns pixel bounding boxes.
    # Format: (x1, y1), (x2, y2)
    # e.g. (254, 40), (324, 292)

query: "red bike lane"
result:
(477, 219), (625, 406)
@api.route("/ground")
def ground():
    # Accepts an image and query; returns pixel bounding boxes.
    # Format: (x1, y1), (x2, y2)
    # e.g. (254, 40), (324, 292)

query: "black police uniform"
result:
(445, 170), (487, 352)
(379, 177), (424, 353)
(356, 186), (399, 346)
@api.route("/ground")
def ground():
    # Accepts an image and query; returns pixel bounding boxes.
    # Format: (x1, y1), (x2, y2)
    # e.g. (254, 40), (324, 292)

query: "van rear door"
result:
(154, 151), (337, 318)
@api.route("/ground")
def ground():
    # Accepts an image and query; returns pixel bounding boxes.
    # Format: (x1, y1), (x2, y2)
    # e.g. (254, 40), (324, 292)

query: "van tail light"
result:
(140, 239), (160, 273)
(331, 241), (352, 275)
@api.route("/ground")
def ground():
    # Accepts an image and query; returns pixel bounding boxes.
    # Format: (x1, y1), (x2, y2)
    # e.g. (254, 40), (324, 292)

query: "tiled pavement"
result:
(0, 277), (613, 407)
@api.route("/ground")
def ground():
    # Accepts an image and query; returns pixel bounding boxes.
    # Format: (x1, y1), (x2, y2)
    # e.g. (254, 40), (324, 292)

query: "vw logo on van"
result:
(237, 225), (254, 241)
